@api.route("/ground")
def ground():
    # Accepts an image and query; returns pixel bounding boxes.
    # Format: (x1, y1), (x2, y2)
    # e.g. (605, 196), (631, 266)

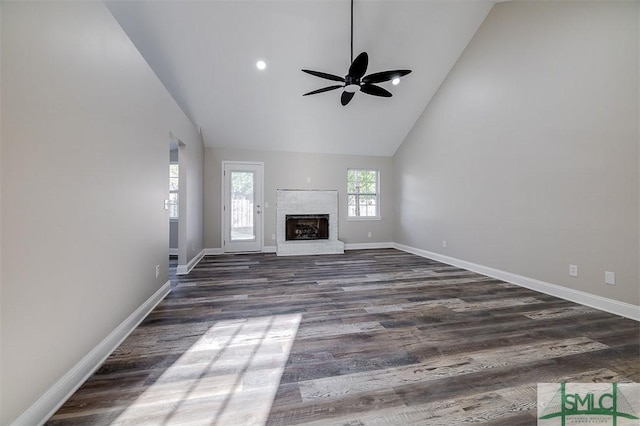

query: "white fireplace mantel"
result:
(276, 190), (345, 256)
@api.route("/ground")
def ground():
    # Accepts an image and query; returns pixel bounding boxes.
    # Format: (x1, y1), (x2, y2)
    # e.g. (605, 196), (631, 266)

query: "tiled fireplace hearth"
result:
(276, 190), (345, 256)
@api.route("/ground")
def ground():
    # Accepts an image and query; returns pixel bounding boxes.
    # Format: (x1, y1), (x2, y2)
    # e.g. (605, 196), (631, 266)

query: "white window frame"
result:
(169, 162), (179, 221)
(347, 168), (381, 220)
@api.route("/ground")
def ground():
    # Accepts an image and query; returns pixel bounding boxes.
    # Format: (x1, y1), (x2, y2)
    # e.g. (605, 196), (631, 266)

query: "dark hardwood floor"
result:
(48, 249), (639, 425)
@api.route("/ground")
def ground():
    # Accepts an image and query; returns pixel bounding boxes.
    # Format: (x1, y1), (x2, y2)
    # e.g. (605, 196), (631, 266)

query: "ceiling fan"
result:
(302, 0), (412, 106)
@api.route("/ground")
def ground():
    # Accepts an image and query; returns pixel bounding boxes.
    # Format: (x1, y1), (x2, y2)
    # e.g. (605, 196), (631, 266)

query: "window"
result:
(347, 169), (379, 218)
(169, 163), (179, 219)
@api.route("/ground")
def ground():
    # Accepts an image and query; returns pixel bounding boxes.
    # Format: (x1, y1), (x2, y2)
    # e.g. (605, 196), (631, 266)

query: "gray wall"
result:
(0, 2), (204, 423)
(393, 1), (639, 305)
(204, 147), (394, 248)
(170, 221), (179, 249)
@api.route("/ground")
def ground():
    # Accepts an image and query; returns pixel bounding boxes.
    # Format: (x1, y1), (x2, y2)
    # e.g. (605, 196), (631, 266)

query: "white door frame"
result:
(221, 161), (264, 253)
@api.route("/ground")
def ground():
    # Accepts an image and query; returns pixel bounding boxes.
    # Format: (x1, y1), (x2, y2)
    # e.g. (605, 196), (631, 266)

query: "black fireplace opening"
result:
(286, 214), (329, 241)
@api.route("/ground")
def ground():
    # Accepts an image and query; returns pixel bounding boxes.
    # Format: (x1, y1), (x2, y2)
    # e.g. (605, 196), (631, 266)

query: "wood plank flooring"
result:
(48, 249), (639, 425)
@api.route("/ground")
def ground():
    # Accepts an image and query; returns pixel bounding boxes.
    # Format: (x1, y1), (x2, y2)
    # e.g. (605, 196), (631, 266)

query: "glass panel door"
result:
(231, 171), (255, 241)
(223, 162), (263, 252)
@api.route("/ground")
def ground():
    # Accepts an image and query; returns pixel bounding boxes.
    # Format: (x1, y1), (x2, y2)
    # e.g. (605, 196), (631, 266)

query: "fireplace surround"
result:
(276, 190), (345, 256)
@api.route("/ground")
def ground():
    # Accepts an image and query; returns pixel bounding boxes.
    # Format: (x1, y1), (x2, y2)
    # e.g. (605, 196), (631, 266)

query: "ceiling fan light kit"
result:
(302, 0), (412, 106)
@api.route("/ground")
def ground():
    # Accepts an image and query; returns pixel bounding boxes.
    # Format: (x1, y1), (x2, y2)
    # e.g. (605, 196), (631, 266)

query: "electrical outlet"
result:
(569, 264), (578, 277)
(367, 231), (372, 238)
(272, 234), (276, 241)
(155, 265), (160, 278)
(442, 240), (447, 248)
(605, 271), (616, 285)
(306, 177), (311, 183)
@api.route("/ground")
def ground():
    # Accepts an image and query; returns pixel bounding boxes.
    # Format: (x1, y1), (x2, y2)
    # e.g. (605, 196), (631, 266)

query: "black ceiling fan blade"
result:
(302, 69), (345, 82)
(341, 91), (355, 106)
(362, 69), (412, 84)
(360, 84), (392, 98)
(303, 85), (344, 96)
(348, 52), (368, 79)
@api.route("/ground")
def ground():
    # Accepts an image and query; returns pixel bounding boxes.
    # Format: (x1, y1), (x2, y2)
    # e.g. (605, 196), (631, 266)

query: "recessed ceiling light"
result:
(392, 77), (401, 85)
(256, 60), (266, 70)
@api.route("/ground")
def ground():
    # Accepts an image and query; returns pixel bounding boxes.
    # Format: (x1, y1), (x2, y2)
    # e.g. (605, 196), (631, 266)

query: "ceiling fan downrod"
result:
(350, 0), (354, 64)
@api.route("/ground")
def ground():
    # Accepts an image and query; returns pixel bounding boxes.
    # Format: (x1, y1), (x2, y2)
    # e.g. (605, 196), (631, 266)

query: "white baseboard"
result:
(13, 281), (172, 426)
(176, 249), (205, 275)
(344, 242), (394, 250)
(169, 248), (178, 256)
(393, 243), (639, 322)
(263, 245), (276, 253)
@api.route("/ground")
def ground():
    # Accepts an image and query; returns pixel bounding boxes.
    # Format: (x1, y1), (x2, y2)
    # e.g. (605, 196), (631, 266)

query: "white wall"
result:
(393, 1), (639, 305)
(204, 147), (394, 249)
(170, 221), (179, 249)
(0, 2), (203, 424)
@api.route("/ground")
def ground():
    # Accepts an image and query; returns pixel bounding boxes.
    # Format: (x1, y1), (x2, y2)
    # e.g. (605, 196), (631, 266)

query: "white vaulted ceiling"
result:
(106, 1), (494, 156)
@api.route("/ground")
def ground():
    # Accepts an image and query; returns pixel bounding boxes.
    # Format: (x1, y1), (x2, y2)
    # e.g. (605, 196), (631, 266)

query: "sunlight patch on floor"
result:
(112, 314), (302, 425)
